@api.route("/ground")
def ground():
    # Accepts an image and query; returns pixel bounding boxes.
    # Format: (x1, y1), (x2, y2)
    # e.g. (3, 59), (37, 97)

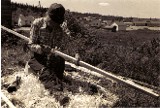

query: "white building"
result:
(25, 15), (34, 26)
(103, 21), (126, 32)
(90, 19), (101, 28)
(111, 22), (119, 31)
(18, 14), (26, 27)
(18, 14), (34, 27)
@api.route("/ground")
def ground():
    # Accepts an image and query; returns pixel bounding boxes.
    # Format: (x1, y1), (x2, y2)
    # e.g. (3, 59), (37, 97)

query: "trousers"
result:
(28, 53), (65, 80)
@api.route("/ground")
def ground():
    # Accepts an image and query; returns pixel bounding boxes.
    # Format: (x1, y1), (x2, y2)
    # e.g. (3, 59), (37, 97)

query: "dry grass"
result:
(1, 64), (119, 108)
(1, 71), (60, 108)
(2, 60), (159, 107)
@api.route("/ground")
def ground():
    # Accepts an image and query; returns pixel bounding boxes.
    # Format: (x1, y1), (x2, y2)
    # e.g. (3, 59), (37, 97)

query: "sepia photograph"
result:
(1, 0), (160, 107)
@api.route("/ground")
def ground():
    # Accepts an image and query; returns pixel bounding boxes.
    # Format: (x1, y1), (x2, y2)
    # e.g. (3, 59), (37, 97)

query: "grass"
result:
(62, 29), (160, 86)
(1, 26), (160, 107)
(1, 33), (30, 77)
(1, 61), (118, 108)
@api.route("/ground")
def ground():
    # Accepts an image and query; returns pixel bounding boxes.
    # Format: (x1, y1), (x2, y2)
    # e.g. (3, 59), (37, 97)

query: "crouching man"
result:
(28, 3), (71, 89)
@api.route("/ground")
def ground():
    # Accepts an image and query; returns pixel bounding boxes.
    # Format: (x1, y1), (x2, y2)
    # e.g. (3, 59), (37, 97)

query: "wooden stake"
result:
(1, 92), (16, 108)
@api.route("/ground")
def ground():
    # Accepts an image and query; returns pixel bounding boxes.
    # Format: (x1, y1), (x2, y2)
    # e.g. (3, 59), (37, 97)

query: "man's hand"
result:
(41, 45), (52, 54)
(30, 44), (42, 54)
(29, 44), (52, 54)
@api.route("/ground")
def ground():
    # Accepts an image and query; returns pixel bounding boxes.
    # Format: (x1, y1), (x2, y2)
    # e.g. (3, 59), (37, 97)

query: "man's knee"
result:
(28, 58), (45, 75)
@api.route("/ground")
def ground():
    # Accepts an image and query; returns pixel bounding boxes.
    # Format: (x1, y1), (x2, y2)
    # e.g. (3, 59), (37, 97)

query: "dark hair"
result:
(47, 3), (65, 24)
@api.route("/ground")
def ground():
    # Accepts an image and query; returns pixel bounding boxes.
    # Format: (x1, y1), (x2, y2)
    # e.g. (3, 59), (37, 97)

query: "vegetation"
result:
(11, 2), (47, 13)
(63, 12), (160, 87)
(63, 30), (160, 86)
(1, 3), (160, 107)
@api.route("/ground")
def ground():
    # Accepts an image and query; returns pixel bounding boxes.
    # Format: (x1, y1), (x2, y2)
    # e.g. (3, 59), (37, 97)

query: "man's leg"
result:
(29, 57), (58, 88)
(28, 57), (52, 81)
(49, 54), (65, 80)
(28, 57), (45, 75)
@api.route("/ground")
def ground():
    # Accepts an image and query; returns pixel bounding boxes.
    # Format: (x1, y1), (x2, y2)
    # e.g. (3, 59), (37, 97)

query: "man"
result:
(28, 3), (70, 86)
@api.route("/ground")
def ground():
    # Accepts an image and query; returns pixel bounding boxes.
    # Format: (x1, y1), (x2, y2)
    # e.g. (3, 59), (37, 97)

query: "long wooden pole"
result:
(1, 25), (159, 98)
(1, 92), (16, 108)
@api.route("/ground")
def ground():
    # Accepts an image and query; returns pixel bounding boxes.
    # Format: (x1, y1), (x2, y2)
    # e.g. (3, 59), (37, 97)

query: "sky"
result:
(11, 0), (160, 18)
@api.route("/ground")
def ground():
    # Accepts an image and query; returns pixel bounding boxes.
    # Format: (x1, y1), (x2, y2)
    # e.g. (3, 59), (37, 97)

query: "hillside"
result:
(1, 28), (160, 107)
(11, 2), (160, 28)
(1, 2), (160, 107)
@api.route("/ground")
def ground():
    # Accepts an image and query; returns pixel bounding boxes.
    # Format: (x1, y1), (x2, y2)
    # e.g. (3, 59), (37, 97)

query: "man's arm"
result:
(28, 18), (52, 54)
(28, 19), (43, 54)
(61, 20), (71, 37)
(61, 20), (81, 65)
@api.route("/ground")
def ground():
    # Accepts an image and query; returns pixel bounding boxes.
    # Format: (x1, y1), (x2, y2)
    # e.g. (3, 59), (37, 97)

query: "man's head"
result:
(47, 3), (65, 24)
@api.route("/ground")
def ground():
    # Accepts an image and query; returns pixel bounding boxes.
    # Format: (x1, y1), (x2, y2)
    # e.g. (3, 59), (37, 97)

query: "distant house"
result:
(103, 20), (126, 31)
(146, 20), (160, 27)
(83, 16), (91, 21)
(133, 21), (146, 26)
(18, 14), (34, 27)
(124, 22), (133, 26)
(111, 22), (119, 31)
(90, 19), (101, 28)
(25, 15), (34, 26)
(115, 21), (127, 31)
(12, 8), (22, 26)
(132, 19), (160, 27)
(18, 14), (26, 27)
(101, 20), (108, 27)
(132, 19), (147, 26)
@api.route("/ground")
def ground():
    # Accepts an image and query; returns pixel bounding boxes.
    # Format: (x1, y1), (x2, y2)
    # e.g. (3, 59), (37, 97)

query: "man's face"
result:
(46, 16), (60, 31)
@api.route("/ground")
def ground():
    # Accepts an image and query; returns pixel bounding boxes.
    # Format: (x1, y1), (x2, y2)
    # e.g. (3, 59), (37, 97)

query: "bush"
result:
(1, 29), (20, 46)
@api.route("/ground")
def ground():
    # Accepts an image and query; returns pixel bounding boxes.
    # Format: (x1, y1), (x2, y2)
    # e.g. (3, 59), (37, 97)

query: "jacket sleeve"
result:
(29, 20), (40, 44)
(61, 20), (71, 37)
(28, 19), (42, 53)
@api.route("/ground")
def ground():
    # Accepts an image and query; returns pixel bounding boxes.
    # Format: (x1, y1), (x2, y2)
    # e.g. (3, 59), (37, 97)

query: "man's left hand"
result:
(42, 45), (52, 54)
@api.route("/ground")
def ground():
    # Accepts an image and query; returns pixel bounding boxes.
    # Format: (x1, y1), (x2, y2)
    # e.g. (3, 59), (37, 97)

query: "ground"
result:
(1, 29), (160, 107)
(1, 62), (119, 108)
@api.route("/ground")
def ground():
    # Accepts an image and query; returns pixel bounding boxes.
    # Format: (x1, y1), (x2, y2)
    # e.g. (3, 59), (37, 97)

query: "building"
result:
(102, 20), (126, 32)
(18, 14), (26, 27)
(25, 15), (34, 26)
(12, 8), (23, 26)
(90, 19), (101, 28)
(146, 20), (160, 27)
(124, 22), (133, 26)
(101, 20), (108, 27)
(83, 16), (91, 21)
(133, 21), (146, 26)
(132, 19), (147, 26)
(132, 19), (160, 27)
(111, 22), (119, 32)
(18, 14), (34, 27)
(115, 21), (127, 31)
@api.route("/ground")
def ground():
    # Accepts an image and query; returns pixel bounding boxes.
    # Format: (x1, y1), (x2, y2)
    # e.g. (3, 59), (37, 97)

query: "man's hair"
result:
(47, 3), (65, 24)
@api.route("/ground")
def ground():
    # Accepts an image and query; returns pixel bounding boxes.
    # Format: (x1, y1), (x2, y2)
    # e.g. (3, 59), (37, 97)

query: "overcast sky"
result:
(12, 0), (160, 18)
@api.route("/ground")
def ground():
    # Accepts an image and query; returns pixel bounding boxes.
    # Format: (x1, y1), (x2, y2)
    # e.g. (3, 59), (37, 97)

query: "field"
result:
(63, 28), (160, 86)
(1, 1), (160, 107)
(1, 27), (160, 107)
(127, 26), (160, 31)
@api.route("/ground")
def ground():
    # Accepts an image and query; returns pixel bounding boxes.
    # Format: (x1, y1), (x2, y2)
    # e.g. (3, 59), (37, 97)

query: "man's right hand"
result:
(41, 45), (52, 54)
